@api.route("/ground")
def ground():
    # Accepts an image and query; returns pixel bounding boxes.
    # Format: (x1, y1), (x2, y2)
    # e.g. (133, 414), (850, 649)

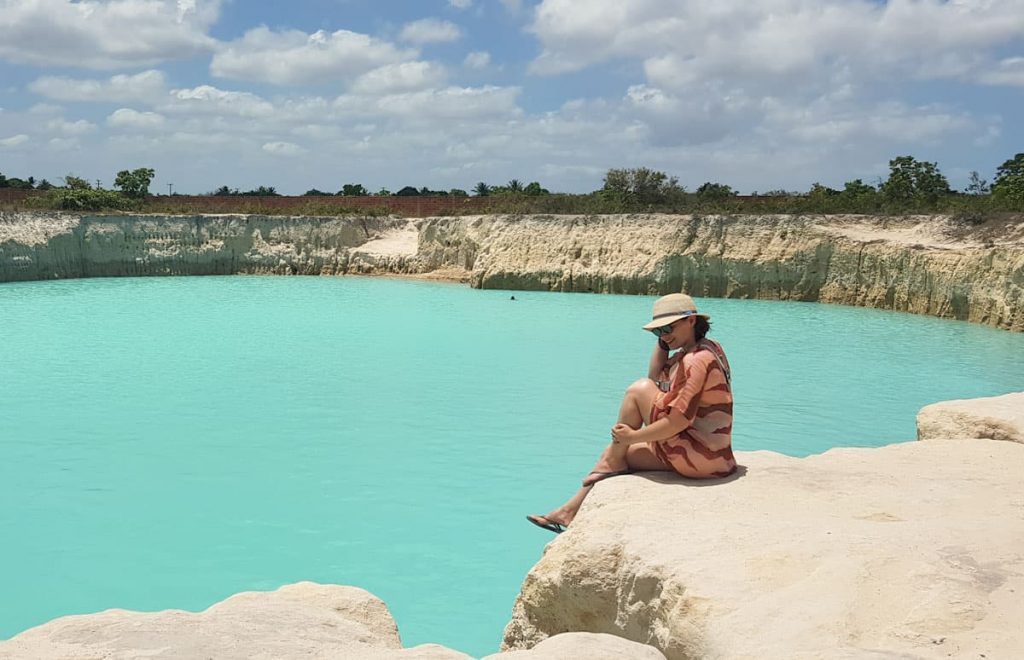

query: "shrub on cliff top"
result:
(602, 167), (687, 207)
(39, 188), (138, 211)
(880, 156), (951, 208)
(113, 167), (155, 198)
(992, 153), (1024, 209)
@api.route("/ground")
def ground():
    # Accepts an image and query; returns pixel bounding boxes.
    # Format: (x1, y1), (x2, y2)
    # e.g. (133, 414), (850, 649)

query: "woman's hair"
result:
(694, 317), (711, 342)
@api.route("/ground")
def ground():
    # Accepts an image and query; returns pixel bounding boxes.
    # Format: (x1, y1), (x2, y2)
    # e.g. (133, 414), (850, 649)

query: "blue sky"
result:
(1, 0), (1022, 195)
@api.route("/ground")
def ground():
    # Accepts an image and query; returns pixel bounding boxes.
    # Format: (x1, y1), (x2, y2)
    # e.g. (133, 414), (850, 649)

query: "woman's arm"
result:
(613, 408), (689, 445)
(616, 352), (712, 446)
(647, 339), (670, 381)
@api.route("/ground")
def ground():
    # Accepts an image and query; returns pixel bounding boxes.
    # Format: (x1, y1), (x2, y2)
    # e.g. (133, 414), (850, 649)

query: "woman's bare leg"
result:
(583, 378), (665, 484)
(529, 379), (672, 528)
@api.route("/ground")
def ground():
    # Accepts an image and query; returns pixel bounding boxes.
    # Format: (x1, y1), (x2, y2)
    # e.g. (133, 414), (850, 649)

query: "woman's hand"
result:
(611, 423), (637, 445)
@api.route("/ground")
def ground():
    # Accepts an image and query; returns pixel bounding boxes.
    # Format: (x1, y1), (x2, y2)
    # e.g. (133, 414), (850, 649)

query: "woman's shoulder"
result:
(699, 338), (725, 352)
(695, 339), (728, 357)
(682, 345), (717, 365)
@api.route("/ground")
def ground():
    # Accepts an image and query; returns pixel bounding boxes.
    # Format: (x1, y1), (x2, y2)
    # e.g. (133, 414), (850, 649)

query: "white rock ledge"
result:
(501, 438), (1024, 659)
(0, 582), (663, 660)
(917, 392), (1024, 443)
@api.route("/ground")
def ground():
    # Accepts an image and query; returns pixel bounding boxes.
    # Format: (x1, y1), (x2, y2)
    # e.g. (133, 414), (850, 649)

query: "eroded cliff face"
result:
(0, 212), (420, 281)
(2, 212), (1022, 331)
(416, 214), (1024, 331)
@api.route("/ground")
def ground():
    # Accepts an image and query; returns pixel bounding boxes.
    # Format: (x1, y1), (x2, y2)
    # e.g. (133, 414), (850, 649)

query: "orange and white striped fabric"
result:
(651, 339), (736, 478)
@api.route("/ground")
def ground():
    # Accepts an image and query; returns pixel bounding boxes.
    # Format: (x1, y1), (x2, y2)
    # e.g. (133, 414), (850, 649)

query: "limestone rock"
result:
(917, 392), (1024, 443)
(0, 584), (667, 660)
(0, 212), (419, 281)
(421, 213), (1023, 331)
(502, 439), (1024, 660)
(483, 632), (666, 659)
(0, 582), (471, 660)
(3, 212), (1023, 330)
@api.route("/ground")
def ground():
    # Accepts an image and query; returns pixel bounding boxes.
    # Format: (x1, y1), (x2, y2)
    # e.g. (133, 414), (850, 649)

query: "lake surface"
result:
(2, 276), (1022, 655)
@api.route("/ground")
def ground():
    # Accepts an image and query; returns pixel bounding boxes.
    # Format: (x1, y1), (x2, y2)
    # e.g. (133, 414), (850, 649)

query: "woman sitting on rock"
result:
(527, 293), (736, 534)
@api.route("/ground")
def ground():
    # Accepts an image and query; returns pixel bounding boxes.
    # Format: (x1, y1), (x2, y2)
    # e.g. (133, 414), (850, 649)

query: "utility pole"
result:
(95, 179), (101, 189)
(167, 183), (174, 196)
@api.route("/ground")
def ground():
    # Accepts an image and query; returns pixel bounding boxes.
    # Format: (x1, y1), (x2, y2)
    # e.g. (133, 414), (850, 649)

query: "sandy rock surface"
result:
(483, 632), (666, 659)
(502, 439), (1024, 660)
(917, 392), (1024, 443)
(0, 584), (668, 660)
(0, 582), (472, 660)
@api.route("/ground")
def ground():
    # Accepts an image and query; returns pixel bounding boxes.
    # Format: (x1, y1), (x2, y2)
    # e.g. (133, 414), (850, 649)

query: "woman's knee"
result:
(626, 376), (659, 401)
(626, 378), (659, 398)
(625, 378), (659, 412)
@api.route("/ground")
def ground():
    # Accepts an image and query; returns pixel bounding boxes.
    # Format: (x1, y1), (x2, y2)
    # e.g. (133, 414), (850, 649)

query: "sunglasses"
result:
(650, 323), (675, 338)
(649, 312), (696, 337)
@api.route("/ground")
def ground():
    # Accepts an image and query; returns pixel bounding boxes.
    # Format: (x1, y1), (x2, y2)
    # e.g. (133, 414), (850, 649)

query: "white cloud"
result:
(47, 137), (81, 151)
(979, 57), (1024, 86)
(1, 1), (1013, 198)
(46, 118), (98, 136)
(107, 130), (244, 155)
(164, 85), (275, 118)
(528, 0), (1024, 87)
(262, 141), (307, 156)
(0, 134), (30, 149)
(0, 0), (219, 69)
(211, 27), (416, 85)
(973, 123), (1002, 148)
(500, 0), (1019, 189)
(399, 19), (462, 45)
(624, 84), (755, 145)
(29, 70), (167, 103)
(107, 108), (167, 130)
(463, 51), (491, 70)
(777, 100), (974, 145)
(335, 85), (521, 120)
(351, 62), (447, 95)
(499, 0), (522, 11)
(28, 103), (64, 115)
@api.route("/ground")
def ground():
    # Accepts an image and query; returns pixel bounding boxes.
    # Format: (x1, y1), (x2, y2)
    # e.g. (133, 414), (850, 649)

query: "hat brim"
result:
(642, 311), (710, 331)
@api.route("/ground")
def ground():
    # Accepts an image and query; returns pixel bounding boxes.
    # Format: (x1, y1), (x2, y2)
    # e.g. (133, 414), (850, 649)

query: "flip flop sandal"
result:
(526, 514), (567, 534)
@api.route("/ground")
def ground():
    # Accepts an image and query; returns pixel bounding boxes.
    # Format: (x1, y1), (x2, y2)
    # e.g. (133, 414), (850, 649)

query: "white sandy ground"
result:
(354, 221), (419, 257)
(817, 215), (1024, 248)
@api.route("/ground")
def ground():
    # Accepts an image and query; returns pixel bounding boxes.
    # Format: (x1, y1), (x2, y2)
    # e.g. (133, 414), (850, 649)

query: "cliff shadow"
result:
(632, 464), (747, 487)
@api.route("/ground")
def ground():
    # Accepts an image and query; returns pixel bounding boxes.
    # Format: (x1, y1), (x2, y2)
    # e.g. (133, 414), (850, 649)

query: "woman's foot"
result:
(525, 510), (573, 533)
(582, 454), (631, 486)
(582, 468), (632, 487)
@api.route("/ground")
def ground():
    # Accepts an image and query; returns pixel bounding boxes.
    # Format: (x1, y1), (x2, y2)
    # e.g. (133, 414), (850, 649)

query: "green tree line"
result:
(6, 153), (1024, 214)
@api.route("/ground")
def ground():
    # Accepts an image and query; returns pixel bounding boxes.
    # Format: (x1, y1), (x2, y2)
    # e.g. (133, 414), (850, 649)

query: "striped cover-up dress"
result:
(650, 339), (736, 478)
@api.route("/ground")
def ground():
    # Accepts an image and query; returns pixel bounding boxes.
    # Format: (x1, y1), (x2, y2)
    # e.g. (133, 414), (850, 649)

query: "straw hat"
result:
(642, 293), (710, 330)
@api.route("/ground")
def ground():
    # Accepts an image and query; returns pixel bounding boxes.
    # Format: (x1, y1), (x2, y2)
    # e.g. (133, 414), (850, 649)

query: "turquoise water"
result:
(2, 276), (1023, 655)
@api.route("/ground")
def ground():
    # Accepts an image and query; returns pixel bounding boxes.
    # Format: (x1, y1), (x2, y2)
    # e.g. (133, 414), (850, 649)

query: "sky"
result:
(0, 0), (1022, 195)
